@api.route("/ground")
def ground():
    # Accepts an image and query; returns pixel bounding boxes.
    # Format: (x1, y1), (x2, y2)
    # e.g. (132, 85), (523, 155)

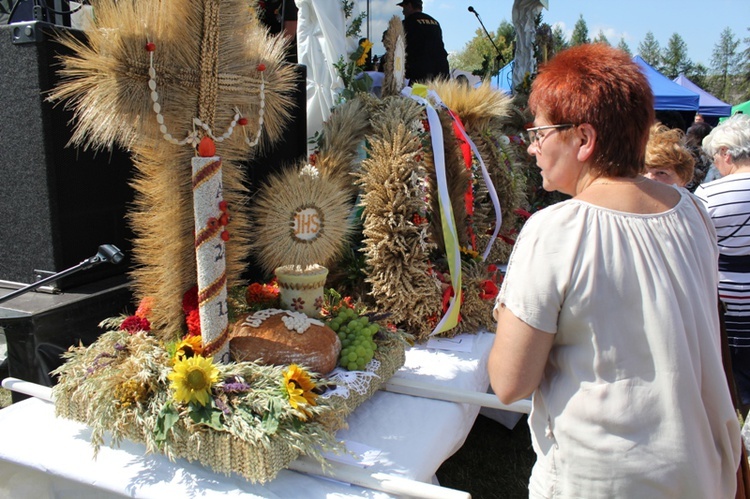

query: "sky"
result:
(356, 0), (749, 68)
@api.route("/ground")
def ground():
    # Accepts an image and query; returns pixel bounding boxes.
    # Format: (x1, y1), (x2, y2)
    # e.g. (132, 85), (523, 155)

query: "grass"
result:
(436, 414), (536, 498)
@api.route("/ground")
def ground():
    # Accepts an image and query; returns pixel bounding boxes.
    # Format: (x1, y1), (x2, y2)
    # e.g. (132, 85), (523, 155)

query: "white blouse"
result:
(496, 190), (740, 498)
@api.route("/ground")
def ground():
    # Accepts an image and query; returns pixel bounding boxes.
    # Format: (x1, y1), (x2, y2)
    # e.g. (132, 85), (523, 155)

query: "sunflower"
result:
(168, 355), (219, 406)
(283, 364), (318, 418)
(356, 39), (373, 67)
(174, 335), (203, 362)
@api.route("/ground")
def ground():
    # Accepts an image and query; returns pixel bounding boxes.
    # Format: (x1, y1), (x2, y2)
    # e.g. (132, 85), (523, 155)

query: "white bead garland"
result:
(146, 44), (266, 148)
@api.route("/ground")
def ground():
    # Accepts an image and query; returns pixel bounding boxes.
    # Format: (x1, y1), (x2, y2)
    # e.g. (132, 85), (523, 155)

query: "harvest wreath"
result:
(311, 83), (530, 341)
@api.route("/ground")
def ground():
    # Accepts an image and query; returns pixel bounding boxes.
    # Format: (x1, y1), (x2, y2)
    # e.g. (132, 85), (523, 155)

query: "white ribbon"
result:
(401, 87), (461, 336)
(425, 89), (503, 261)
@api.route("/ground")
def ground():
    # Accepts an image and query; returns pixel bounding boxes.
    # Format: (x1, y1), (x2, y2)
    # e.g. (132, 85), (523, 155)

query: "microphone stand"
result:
(0, 244), (124, 305)
(468, 6), (504, 88)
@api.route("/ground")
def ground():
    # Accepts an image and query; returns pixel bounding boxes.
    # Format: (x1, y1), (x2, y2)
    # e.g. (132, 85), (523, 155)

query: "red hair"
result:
(528, 44), (654, 177)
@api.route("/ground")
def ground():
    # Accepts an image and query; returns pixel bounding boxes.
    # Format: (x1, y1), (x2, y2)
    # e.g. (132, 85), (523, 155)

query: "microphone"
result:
(94, 244), (125, 265)
(467, 6), (504, 67)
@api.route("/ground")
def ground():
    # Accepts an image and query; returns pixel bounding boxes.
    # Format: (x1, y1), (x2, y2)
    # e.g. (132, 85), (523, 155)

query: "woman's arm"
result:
(488, 304), (554, 405)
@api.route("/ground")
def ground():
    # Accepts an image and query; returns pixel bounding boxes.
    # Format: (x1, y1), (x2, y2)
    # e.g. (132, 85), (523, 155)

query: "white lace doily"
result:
(320, 358), (382, 399)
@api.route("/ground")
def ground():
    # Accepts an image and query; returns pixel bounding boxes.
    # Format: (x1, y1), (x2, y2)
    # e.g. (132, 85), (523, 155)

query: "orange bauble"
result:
(198, 136), (216, 157)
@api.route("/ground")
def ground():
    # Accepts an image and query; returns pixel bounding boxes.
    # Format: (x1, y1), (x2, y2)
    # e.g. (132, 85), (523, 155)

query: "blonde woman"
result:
(643, 123), (695, 187)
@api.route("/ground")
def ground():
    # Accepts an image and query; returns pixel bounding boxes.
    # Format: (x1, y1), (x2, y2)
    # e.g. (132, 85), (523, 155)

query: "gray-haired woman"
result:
(695, 113), (750, 417)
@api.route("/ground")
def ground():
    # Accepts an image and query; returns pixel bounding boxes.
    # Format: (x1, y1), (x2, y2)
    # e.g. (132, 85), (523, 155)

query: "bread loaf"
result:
(230, 309), (341, 375)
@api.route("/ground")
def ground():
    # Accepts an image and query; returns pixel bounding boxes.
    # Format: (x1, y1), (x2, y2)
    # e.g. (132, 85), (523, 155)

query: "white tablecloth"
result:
(0, 332), (494, 498)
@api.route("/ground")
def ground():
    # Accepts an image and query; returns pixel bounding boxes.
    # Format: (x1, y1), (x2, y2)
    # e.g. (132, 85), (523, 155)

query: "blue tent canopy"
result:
(673, 74), (732, 117)
(633, 56), (700, 111)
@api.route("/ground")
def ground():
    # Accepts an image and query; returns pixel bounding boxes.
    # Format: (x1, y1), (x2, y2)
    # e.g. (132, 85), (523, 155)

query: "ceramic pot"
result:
(274, 265), (328, 318)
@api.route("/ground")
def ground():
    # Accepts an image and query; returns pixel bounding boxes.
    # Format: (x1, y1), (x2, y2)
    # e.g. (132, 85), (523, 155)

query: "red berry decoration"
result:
(145, 42), (156, 52)
(197, 136), (216, 157)
(218, 200), (228, 212)
(237, 117), (248, 126)
(256, 63), (266, 72)
(221, 231), (230, 242)
(207, 217), (219, 229)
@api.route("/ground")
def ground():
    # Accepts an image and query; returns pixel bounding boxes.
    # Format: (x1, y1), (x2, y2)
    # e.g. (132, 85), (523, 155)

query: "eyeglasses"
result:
(525, 124), (575, 147)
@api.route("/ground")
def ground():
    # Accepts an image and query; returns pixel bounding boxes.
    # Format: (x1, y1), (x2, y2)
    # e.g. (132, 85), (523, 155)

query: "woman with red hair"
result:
(488, 44), (740, 497)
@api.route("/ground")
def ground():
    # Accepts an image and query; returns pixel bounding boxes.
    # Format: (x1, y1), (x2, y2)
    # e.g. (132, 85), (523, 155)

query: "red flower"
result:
(479, 280), (499, 300)
(186, 308), (202, 337)
(245, 281), (280, 307)
(120, 315), (151, 334)
(498, 234), (516, 246)
(182, 285), (199, 314)
(513, 208), (532, 219)
(442, 286), (454, 312)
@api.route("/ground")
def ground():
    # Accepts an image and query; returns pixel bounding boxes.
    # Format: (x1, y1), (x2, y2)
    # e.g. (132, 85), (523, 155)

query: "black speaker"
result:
(0, 22), (135, 289)
(1, 275), (133, 402)
(8, 0), (71, 27)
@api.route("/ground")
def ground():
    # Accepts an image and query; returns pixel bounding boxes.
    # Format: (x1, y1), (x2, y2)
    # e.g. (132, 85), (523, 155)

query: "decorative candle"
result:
(192, 137), (230, 362)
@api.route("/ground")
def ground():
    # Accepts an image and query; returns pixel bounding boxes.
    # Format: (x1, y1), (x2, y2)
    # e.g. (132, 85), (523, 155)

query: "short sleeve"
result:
(494, 204), (582, 334)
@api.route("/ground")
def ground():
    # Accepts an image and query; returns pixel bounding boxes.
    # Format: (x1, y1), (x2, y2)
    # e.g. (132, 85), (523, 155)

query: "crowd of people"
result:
(488, 43), (746, 498)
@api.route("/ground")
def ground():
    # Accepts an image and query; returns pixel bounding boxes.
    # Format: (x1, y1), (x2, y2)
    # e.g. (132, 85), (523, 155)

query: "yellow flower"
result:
(114, 378), (149, 408)
(174, 335), (203, 362)
(460, 246), (480, 260)
(356, 39), (373, 66)
(168, 355), (219, 406)
(283, 364), (318, 419)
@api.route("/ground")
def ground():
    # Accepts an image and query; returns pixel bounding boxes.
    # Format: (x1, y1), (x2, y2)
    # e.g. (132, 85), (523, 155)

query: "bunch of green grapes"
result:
(326, 307), (378, 371)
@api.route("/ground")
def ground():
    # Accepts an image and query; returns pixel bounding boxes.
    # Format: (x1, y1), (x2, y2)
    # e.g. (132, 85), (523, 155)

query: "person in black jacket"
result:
(397, 0), (449, 83)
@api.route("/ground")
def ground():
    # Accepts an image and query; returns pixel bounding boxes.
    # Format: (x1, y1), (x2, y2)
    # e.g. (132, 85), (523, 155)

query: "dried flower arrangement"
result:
(52, 304), (408, 483)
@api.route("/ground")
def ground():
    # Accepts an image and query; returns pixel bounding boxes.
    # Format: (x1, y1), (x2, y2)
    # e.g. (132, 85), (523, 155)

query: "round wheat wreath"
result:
(250, 165), (353, 274)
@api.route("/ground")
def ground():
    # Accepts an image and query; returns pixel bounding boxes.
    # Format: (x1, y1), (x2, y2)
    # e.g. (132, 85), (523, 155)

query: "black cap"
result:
(397, 0), (422, 7)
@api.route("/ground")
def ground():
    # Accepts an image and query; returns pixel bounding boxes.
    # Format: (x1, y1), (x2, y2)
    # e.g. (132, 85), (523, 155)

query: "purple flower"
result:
(214, 397), (232, 416)
(220, 381), (252, 393)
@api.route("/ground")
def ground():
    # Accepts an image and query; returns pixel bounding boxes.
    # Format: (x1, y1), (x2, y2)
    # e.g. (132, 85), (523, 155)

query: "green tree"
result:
(660, 33), (692, 79)
(709, 27), (741, 102)
(570, 14), (589, 46)
(638, 31), (661, 67)
(551, 24), (568, 55)
(738, 27), (750, 101)
(617, 37), (632, 56)
(685, 63), (709, 90)
(592, 30), (610, 46)
(449, 20), (515, 78)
